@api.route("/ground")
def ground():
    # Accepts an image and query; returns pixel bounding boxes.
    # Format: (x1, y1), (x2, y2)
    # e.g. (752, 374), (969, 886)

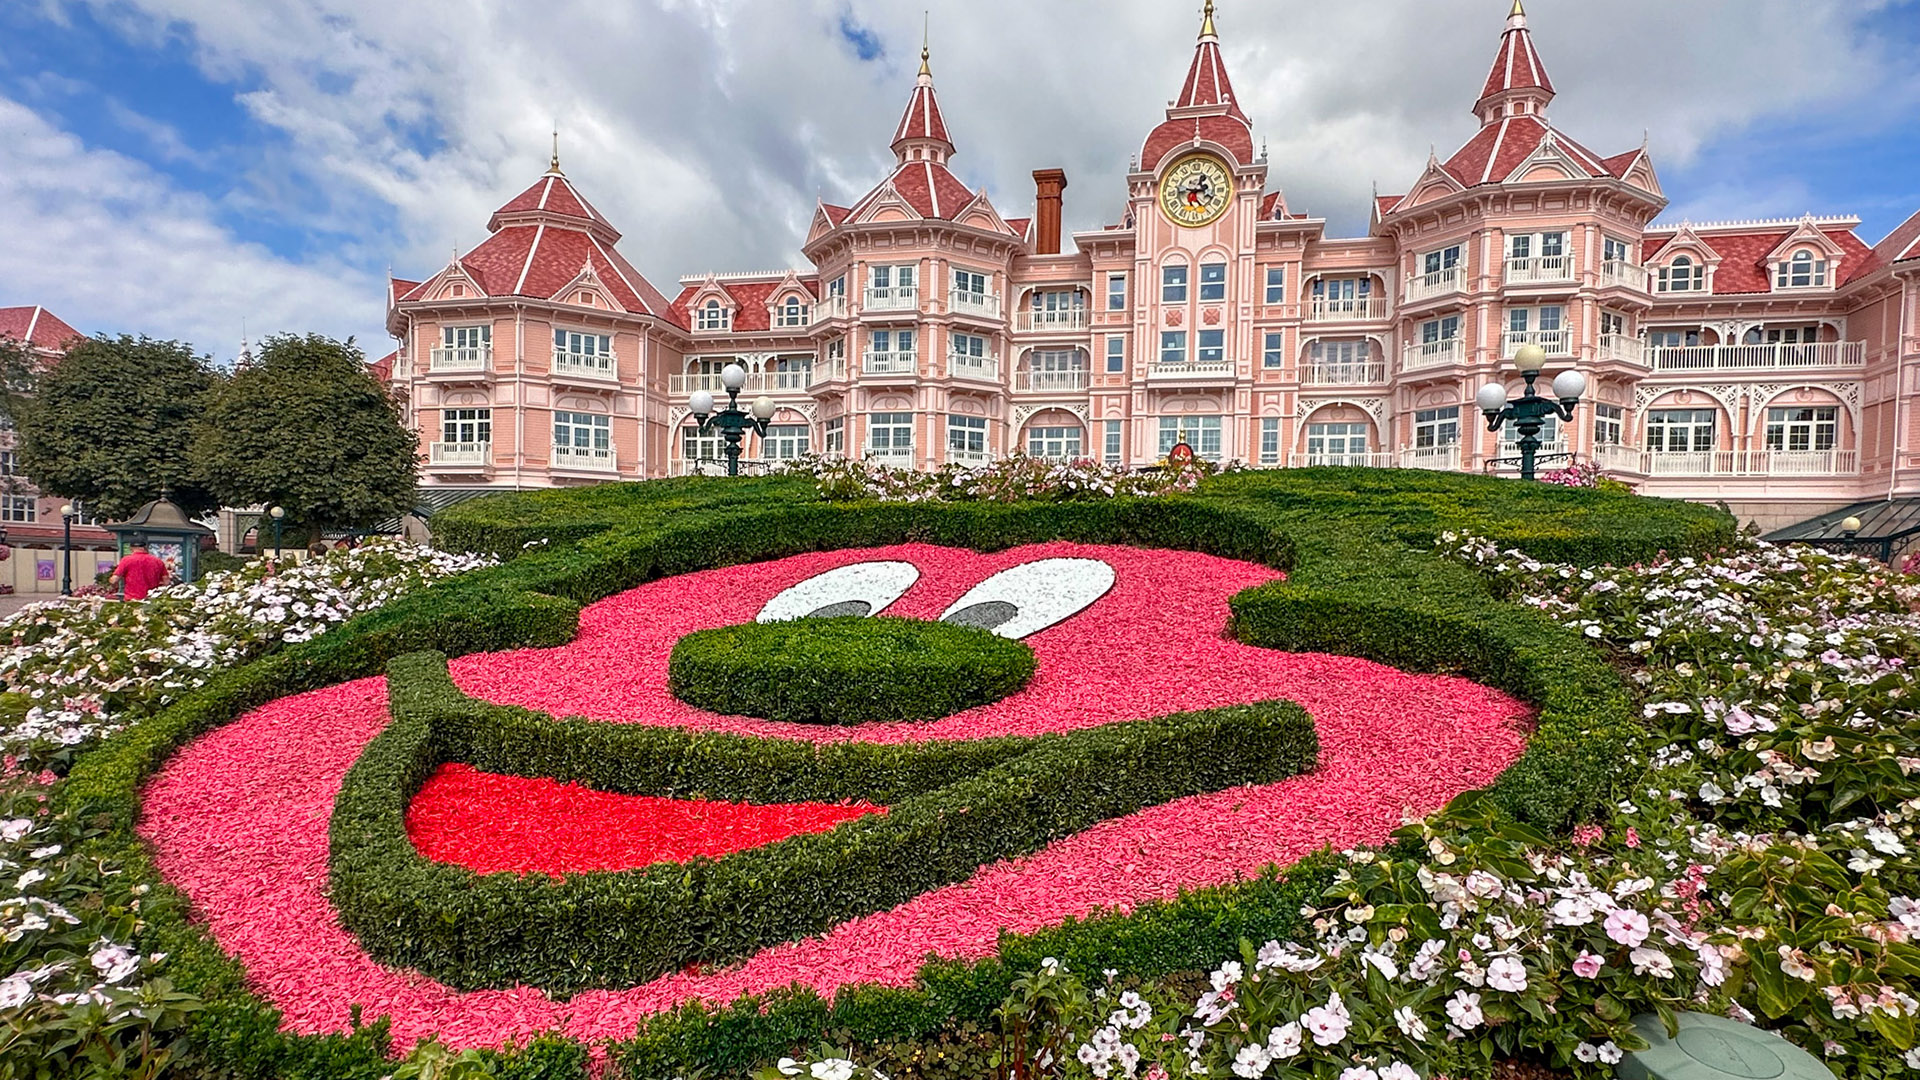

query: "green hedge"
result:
(329, 652), (1318, 992)
(667, 616), (1037, 724)
(47, 470), (1736, 1078)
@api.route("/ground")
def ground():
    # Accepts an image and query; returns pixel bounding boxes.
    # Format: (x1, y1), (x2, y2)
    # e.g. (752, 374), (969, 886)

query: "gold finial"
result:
(919, 12), (931, 77)
(549, 126), (561, 173)
(1200, 0), (1217, 38)
(1510, 0), (1525, 16)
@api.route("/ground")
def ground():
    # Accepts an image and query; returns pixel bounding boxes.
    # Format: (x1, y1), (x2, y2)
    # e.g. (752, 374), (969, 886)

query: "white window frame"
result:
(1263, 331), (1285, 369)
(762, 423), (812, 460)
(1412, 407), (1461, 449)
(1161, 264), (1189, 303)
(1157, 416), (1223, 461)
(553, 410), (612, 452)
(1305, 422), (1370, 458)
(442, 408), (492, 446)
(1259, 417), (1280, 465)
(1775, 250), (1829, 289)
(824, 417), (846, 456)
(1026, 425), (1084, 461)
(1764, 406), (1838, 452)
(1264, 267), (1286, 305)
(1198, 262), (1227, 302)
(868, 412), (915, 454)
(1105, 335), (1126, 373)
(1197, 329), (1225, 365)
(1594, 403), (1625, 446)
(697, 299), (732, 331)
(1106, 274), (1127, 311)
(948, 414), (988, 455)
(1103, 419), (1123, 463)
(1160, 331), (1187, 366)
(775, 295), (811, 327)
(1657, 256), (1705, 293)
(1647, 409), (1717, 454)
(1422, 245), (1462, 275)
(0, 495), (36, 523)
(444, 325), (491, 349)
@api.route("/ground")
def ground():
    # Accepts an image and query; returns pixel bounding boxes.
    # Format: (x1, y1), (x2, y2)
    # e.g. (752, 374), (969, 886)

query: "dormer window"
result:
(775, 295), (811, 327)
(697, 299), (732, 331)
(1657, 255), (1705, 293)
(1776, 250), (1828, 289)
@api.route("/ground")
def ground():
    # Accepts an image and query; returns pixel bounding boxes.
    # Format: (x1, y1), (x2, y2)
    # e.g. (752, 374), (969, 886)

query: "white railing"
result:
(1504, 330), (1572, 357)
(1497, 439), (1569, 462)
(863, 286), (919, 312)
(950, 292), (1002, 318)
(949, 354), (996, 381)
(552, 351), (615, 379)
(947, 449), (994, 468)
(1642, 449), (1860, 477)
(1145, 360), (1235, 382)
(865, 448), (916, 467)
(863, 352), (917, 375)
(809, 359), (849, 386)
(428, 441), (491, 466)
(552, 446), (616, 472)
(1302, 361), (1387, 386)
(671, 372), (769, 396)
(1647, 341), (1866, 371)
(769, 368), (812, 391)
(1504, 255), (1576, 285)
(1590, 444), (1643, 473)
(1400, 446), (1462, 472)
(674, 457), (778, 477)
(1599, 334), (1645, 365)
(1403, 339), (1465, 371)
(1307, 297), (1389, 322)
(1405, 267), (1464, 303)
(1289, 452), (1396, 469)
(1014, 369), (1091, 392)
(812, 295), (849, 323)
(1014, 308), (1090, 333)
(1600, 260), (1649, 291)
(429, 347), (490, 373)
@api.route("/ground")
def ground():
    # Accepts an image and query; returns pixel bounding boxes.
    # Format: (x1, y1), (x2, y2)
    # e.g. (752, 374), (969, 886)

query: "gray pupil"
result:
(807, 600), (872, 618)
(943, 601), (1019, 631)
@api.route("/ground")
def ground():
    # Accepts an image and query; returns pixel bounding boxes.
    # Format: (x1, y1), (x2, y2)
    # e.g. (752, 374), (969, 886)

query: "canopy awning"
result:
(1764, 499), (1920, 563)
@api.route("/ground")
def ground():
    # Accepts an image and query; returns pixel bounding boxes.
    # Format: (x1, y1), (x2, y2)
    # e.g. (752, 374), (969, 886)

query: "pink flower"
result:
(1604, 908), (1650, 947)
(1571, 951), (1604, 978)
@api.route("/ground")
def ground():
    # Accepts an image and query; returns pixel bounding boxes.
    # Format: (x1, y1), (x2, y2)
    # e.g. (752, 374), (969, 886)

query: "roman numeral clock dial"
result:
(1158, 152), (1234, 228)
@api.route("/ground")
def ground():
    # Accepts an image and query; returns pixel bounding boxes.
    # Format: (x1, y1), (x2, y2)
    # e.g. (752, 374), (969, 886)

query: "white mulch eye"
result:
(756, 561), (922, 622)
(939, 558), (1116, 639)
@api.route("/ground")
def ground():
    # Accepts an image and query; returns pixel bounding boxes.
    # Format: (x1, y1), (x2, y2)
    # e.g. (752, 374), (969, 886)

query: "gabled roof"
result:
(1847, 208), (1920, 281)
(1440, 115), (1619, 187)
(1642, 220), (1874, 294)
(844, 160), (1007, 230)
(0, 306), (84, 352)
(668, 275), (821, 334)
(1374, 194), (1405, 218)
(388, 278), (420, 307)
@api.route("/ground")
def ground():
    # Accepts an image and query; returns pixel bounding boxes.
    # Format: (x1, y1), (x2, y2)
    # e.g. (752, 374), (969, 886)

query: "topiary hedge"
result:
(330, 651), (1318, 992)
(667, 616), (1037, 724)
(48, 468), (1737, 1078)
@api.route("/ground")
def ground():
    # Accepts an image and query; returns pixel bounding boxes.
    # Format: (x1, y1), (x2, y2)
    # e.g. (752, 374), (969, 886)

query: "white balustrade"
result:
(1599, 334), (1645, 365)
(949, 292), (1002, 318)
(1400, 446), (1462, 471)
(1144, 360), (1235, 382)
(1307, 296), (1389, 322)
(863, 286), (919, 312)
(812, 295), (849, 323)
(1014, 308), (1090, 333)
(429, 347), (490, 373)
(1015, 369), (1091, 392)
(1288, 452), (1397, 469)
(552, 351), (615, 379)
(1600, 260), (1649, 291)
(863, 352), (918, 375)
(1403, 339), (1465, 371)
(1504, 330), (1571, 357)
(948, 354), (997, 381)
(1404, 266), (1464, 303)
(429, 441), (491, 466)
(1647, 342), (1866, 371)
(1504, 255), (1576, 285)
(552, 446), (617, 472)
(1301, 361), (1387, 386)
(1640, 449), (1860, 477)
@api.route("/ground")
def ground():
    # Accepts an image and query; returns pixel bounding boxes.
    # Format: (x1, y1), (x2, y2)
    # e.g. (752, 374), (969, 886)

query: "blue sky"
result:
(0, 0), (1915, 356)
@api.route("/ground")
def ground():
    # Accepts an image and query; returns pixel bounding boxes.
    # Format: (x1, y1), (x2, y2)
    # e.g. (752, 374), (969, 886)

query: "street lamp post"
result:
(59, 503), (74, 596)
(688, 363), (777, 476)
(269, 506), (285, 564)
(1476, 344), (1588, 482)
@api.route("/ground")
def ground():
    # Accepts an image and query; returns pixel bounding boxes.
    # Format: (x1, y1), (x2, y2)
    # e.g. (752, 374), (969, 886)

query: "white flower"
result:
(1867, 827), (1908, 856)
(1304, 993), (1351, 1046)
(1337, 1069), (1377, 1080)
(1392, 1006), (1428, 1041)
(777, 1059), (803, 1076)
(89, 943), (139, 984)
(1361, 949), (1399, 981)
(1904, 1047), (1920, 1068)
(1230, 1045), (1270, 1079)
(1445, 991), (1484, 1030)
(1604, 908), (1650, 947)
(1630, 947), (1675, 978)
(27, 846), (59, 860)
(1377, 1064), (1418, 1080)
(810, 1059), (855, 1080)
(1485, 956), (1528, 992)
(1210, 961), (1243, 990)
(1779, 947), (1817, 982)
(1549, 896), (1595, 926)
(1597, 1042), (1623, 1065)
(1574, 1043), (1600, 1063)
(0, 976), (30, 1011)
(1464, 870), (1503, 899)
(14, 871), (46, 891)
(1265, 1023), (1302, 1059)
(0, 820), (31, 843)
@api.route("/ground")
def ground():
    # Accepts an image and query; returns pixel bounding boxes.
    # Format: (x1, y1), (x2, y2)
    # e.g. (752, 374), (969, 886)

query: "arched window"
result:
(1657, 255), (1704, 293)
(1776, 249), (1828, 289)
(777, 294), (810, 328)
(697, 299), (731, 331)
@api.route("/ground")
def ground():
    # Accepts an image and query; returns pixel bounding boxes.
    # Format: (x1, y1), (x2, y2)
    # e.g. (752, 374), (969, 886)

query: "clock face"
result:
(1158, 153), (1234, 229)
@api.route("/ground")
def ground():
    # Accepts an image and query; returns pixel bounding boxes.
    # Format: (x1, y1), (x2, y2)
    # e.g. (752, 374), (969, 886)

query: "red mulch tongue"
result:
(405, 763), (885, 877)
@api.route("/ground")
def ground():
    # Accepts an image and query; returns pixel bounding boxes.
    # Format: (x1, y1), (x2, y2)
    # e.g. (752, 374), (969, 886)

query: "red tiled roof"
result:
(1643, 225), (1874, 294)
(1600, 149), (1642, 178)
(489, 172), (615, 235)
(668, 277), (822, 334)
(892, 82), (951, 149)
(1375, 194), (1404, 217)
(1478, 22), (1554, 105)
(1177, 38), (1248, 123)
(0, 306), (83, 351)
(370, 351), (395, 382)
(388, 279), (420, 307)
(1849, 209), (1920, 281)
(457, 226), (540, 296)
(1141, 114), (1254, 172)
(848, 161), (995, 226)
(1005, 217), (1031, 240)
(1440, 116), (1616, 187)
(822, 204), (850, 226)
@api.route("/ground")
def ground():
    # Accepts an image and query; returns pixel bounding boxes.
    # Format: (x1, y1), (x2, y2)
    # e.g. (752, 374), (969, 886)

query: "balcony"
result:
(1145, 360), (1235, 384)
(1013, 308), (1090, 333)
(1288, 452), (1396, 469)
(552, 446), (617, 473)
(1641, 449), (1860, 477)
(862, 352), (918, 377)
(808, 359), (850, 387)
(671, 371), (770, 396)
(1302, 361), (1387, 386)
(863, 286), (919, 313)
(428, 441), (491, 468)
(1014, 369), (1090, 393)
(428, 346), (490, 374)
(1600, 260), (1650, 292)
(768, 367), (813, 392)
(1599, 334), (1646, 366)
(1647, 341), (1866, 372)
(1503, 330), (1572, 358)
(1400, 446), (1462, 472)
(812, 295), (850, 323)
(1590, 444), (1644, 474)
(1307, 297), (1389, 322)
(948, 354), (997, 381)
(865, 448), (916, 468)
(1404, 267), (1465, 304)
(947, 448), (994, 468)
(949, 291), (1002, 319)
(1403, 339), (1465, 372)
(1495, 439), (1569, 465)
(1504, 255), (1576, 286)
(552, 351), (616, 382)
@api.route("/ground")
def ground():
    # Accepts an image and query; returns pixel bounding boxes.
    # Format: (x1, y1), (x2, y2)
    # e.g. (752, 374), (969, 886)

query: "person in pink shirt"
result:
(110, 540), (170, 600)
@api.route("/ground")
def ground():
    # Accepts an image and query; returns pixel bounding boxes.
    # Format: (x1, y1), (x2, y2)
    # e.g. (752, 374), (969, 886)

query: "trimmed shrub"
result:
(667, 616), (1037, 724)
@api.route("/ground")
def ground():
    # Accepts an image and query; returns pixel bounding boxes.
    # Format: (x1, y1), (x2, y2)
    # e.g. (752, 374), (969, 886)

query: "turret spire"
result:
(919, 12), (931, 79)
(1475, 0), (1555, 125)
(1200, 0), (1217, 40)
(1175, 0), (1245, 121)
(547, 126), (562, 175)
(891, 27), (953, 164)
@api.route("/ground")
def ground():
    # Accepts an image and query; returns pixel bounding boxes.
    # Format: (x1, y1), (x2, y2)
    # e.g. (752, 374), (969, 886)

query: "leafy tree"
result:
(192, 333), (418, 532)
(13, 335), (220, 519)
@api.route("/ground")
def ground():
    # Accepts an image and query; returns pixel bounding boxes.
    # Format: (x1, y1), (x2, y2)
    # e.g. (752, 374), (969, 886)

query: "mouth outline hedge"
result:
(666, 616), (1039, 725)
(50, 470), (1736, 1080)
(331, 650), (1318, 992)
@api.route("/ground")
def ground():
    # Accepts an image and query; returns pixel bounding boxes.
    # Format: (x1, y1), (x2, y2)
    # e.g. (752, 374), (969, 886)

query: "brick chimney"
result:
(1032, 169), (1068, 255)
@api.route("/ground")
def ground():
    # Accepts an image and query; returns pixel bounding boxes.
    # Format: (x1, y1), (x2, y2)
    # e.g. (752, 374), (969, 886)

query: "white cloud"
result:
(3, 0), (1916, 353)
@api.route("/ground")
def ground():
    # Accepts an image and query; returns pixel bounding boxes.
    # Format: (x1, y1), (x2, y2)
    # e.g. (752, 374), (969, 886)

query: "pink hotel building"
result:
(384, 2), (1920, 531)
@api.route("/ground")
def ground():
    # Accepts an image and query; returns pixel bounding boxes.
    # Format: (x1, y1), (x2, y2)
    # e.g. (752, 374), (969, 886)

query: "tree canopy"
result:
(14, 335), (220, 519)
(192, 334), (418, 532)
